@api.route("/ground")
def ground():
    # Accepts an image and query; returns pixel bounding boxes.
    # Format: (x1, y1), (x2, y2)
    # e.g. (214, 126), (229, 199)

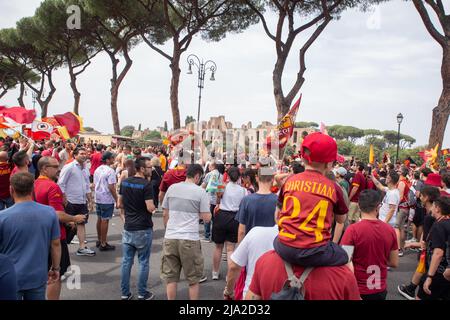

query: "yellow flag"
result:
(369, 144), (375, 164)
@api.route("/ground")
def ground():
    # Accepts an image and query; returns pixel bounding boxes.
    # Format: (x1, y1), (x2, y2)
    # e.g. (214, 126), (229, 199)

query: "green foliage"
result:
(328, 125), (364, 143)
(363, 129), (381, 137)
(295, 121), (318, 128)
(337, 140), (354, 156)
(366, 137), (386, 150)
(164, 121), (168, 132)
(382, 130), (399, 147)
(185, 115), (195, 126)
(144, 130), (162, 141)
(120, 125), (135, 137)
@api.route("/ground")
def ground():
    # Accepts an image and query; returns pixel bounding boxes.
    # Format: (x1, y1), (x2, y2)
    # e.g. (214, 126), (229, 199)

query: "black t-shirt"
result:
(426, 218), (450, 274)
(120, 176), (154, 231)
(423, 213), (436, 241)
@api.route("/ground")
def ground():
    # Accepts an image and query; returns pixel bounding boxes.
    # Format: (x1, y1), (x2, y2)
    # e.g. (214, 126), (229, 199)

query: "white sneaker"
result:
(76, 247), (96, 256)
(212, 271), (219, 280)
(71, 236), (80, 244)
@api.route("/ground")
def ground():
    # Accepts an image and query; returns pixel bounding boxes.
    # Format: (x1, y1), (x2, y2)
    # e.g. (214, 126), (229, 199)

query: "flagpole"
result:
(6, 126), (38, 147)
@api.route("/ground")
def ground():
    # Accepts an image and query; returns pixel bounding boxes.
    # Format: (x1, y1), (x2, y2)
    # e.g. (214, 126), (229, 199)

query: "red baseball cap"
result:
(301, 132), (337, 163)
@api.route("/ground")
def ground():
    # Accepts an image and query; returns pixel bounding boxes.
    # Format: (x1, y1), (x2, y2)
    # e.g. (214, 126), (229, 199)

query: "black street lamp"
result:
(187, 54), (217, 131)
(396, 113), (404, 163)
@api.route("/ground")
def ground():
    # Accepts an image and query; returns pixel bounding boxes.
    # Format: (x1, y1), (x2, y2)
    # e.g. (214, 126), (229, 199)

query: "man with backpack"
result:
(245, 248), (360, 300)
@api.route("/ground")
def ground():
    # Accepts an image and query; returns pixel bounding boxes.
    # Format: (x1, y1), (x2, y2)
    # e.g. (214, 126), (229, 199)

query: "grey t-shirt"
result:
(162, 182), (210, 241)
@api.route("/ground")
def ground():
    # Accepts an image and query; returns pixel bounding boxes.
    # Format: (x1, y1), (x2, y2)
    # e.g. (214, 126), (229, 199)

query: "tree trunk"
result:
(17, 82), (26, 107)
(110, 57), (120, 135)
(273, 58), (290, 122)
(69, 64), (81, 115)
(0, 89), (6, 99)
(110, 45), (133, 135)
(428, 47), (450, 148)
(170, 45), (181, 130)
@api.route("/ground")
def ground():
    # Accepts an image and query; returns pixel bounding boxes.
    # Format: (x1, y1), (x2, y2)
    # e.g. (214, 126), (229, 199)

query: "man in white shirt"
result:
(370, 170), (402, 257)
(93, 152), (118, 251)
(370, 171), (400, 227)
(161, 164), (211, 300)
(224, 225), (278, 299)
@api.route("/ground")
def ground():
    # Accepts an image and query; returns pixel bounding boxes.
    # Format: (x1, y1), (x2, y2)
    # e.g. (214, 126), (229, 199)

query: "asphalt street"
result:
(61, 210), (418, 300)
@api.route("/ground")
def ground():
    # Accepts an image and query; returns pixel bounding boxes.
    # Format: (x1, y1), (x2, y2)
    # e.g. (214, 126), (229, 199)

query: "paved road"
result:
(61, 210), (418, 300)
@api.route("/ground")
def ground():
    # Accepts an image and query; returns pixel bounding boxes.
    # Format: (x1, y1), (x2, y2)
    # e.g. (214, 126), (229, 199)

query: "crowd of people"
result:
(0, 133), (449, 300)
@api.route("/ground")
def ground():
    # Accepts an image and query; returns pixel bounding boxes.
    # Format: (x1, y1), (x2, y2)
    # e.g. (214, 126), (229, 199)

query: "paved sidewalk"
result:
(61, 211), (418, 300)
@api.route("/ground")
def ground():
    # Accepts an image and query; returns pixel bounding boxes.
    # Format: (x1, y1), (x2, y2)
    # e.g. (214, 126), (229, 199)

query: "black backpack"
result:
(270, 262), (314, 300)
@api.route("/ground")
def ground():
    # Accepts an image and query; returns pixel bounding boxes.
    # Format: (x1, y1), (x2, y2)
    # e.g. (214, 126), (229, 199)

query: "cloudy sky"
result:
(0, 0), (448, 147)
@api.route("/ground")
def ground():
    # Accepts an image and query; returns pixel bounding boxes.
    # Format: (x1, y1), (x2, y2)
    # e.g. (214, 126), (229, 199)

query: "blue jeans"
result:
(17, 283), (46, 300)
(121, 229), (153, 297)
(96, 203), (114, 220)
(0, 197), (14, 211)
(204, 204), (215, 239)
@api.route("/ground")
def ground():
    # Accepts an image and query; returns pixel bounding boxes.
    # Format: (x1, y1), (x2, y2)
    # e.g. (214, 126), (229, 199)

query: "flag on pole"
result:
(266, 94), (302, 151)
(369, 144), (375, 164)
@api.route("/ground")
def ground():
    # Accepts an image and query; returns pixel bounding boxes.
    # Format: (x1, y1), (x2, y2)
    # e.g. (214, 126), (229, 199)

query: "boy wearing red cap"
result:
(273, 132), (349, 266)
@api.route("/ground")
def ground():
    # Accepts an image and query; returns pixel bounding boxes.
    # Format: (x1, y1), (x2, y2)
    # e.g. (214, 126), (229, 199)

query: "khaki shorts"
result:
(160, 239), (204, 285)
(348, 202), (361, 222)
(395, 208), (409, 231)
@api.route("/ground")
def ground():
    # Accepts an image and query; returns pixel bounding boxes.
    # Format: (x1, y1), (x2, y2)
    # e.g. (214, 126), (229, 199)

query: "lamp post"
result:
(186, 54), (217, 132)
(396, 113), (404, 164)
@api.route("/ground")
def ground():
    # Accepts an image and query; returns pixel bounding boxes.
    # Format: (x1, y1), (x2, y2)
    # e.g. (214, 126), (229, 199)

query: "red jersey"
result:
(277, 170), (348, 249)
(350, 171), (366, 203)
(90, 151), (102, 176)
(159, 167), (186, 193)
(249, 250), (360, 300)
(341, 219), (398, 295)
(34, 176), (66, 240)
(0, 162), (12, 199)
(10, 166), (20, 179)
(398, 177), (410, 208)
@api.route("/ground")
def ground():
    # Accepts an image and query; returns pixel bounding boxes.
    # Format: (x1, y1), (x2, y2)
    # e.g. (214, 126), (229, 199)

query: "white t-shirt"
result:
(162, 182), (210, 241)
(378, 187), (400, 227)
(220, 182), (247, 212)
(94, 165), (117, 204)
(231, 225), (278, 297)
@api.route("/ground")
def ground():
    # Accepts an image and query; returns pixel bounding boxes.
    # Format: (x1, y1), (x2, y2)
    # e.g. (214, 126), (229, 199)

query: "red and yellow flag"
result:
(266, 94), (302, 150)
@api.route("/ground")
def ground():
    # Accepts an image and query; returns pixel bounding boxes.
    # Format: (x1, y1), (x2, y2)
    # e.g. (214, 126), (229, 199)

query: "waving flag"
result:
(369, 144), (375, 164)
(320, 122), (328, 135)
(30, 120), (54, 140)
(53, 112), (83, 137)
(0, 116), (11, 129)
(266, 95), (302, 151)
(419, 144), (439, 169)
(0, 106), (36, 124)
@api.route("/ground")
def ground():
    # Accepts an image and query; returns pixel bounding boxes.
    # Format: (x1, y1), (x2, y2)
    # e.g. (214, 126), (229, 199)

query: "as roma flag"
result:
(30, 120), (54, 140)
(0, 106), (36, 124)
(53, 112), (82, 137)
(266, 94), (302, 150)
